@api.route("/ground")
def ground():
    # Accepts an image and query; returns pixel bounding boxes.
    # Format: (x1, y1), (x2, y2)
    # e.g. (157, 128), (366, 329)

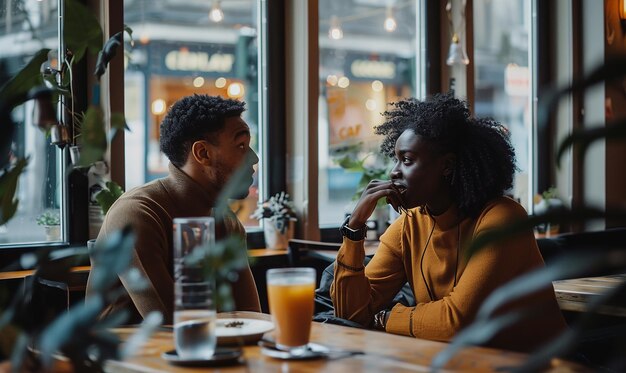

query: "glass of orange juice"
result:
(267, 267), (316, 355)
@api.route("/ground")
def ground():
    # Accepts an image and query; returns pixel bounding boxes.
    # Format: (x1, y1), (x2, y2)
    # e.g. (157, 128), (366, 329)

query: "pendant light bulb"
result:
(329, 16), (343, 40)
(384, 6), (397, 32)
(446, 33), (469, 66)
(209, 1), (224, 23)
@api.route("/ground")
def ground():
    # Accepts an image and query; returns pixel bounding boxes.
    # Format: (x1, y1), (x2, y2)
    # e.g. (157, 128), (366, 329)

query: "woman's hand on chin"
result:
(350, 180), (404, 228)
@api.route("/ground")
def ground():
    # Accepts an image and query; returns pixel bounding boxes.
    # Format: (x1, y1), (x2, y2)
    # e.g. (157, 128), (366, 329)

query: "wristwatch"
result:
(340, 215), (368, 241)
(373, 310), (388, 331)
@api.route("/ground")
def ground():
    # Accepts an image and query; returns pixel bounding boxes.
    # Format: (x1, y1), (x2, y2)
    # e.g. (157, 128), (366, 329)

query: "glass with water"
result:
(173, 217), (216, 360)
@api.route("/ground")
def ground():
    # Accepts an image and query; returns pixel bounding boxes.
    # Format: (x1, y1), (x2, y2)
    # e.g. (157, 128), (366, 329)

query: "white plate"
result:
(216, 318), (274, 345)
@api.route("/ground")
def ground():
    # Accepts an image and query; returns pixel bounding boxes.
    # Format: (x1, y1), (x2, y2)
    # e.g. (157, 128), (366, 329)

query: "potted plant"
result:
(95, 180), (124, 215)
(533, 186), (565, 238)
(36, 210), (61, 241)
(252, 192), (297, 249)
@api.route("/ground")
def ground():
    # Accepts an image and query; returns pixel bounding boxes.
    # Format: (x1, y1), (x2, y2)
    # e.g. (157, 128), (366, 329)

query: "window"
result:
(473, 0), (532, 209)
(317, 0), (422, 226)
(0, 0), (63, 246)
(123, 0), (264, 227)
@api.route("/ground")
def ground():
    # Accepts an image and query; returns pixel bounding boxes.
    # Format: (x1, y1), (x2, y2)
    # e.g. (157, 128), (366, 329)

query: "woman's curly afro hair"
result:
(159, 94), (245, 167)
(375, 93), (517, 217)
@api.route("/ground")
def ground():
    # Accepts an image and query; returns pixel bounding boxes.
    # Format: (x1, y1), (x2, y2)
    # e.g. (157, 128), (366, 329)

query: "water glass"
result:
(267, 267), (316, 355)
(173, 217), (216, 360)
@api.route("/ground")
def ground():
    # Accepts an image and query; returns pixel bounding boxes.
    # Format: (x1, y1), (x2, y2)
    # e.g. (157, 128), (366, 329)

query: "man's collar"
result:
(162, 163), (220, 212)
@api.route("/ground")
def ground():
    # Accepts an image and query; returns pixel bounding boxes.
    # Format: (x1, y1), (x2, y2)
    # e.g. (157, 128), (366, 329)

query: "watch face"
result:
(340, 221), (367, 241)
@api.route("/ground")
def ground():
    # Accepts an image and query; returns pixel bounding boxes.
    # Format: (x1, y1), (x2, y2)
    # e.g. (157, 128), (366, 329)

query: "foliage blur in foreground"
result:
(0, 227), (162, 373)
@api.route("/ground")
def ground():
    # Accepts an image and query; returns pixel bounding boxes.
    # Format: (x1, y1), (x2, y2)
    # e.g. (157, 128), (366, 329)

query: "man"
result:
(86, 94), (261, 324)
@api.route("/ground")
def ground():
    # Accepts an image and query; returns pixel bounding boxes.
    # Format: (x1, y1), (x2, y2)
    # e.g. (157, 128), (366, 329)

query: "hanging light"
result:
(328, 16), (343, 40)
(209, 0), (224, 23)
(384, 6), (397, 32)
(446, 33), (469, 66)
(445, 0), (469, 66)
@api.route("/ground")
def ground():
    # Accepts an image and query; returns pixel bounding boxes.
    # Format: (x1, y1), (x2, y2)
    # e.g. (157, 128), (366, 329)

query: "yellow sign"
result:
(164, 50), (234, 73)
(350, 60), (395, 79)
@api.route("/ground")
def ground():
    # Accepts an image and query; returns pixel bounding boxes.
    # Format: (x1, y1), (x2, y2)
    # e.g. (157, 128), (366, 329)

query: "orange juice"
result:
(267, 277), (315, 348)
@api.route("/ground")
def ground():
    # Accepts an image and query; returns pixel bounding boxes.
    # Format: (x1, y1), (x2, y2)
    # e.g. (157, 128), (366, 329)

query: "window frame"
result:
(314, 0), (434, 239)
(0, 0), (71, 251)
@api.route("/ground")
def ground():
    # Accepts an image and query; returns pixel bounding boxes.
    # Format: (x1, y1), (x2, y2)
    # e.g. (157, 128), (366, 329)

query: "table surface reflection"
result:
(105, 311), (583, 372)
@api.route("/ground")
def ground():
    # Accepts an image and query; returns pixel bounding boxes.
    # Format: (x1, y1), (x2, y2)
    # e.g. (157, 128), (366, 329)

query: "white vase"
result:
(264, 218), (295, 249)
(44, 225), (61, 241)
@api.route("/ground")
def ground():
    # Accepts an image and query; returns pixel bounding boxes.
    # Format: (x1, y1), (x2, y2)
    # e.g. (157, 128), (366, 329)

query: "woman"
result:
(331, 94), (566, 352)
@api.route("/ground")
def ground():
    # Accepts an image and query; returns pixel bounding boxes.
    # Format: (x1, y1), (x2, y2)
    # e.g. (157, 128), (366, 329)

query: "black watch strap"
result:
(340, 215), (368, 241)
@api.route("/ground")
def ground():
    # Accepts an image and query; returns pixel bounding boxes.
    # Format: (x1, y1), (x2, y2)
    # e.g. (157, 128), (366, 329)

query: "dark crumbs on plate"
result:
(224, 321), (245, 328)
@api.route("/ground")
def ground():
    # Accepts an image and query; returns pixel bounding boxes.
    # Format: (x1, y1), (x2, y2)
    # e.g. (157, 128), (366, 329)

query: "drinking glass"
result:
(266, 267), (316, 355)
(173, 217), (216, 360)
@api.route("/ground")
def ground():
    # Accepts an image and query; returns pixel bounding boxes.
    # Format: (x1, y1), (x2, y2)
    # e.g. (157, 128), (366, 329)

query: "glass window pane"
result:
(473, 0), (531, 209)
(318, 0), (418, 226)
(123, 0), (262, 227)
(0, 0), (63, 246)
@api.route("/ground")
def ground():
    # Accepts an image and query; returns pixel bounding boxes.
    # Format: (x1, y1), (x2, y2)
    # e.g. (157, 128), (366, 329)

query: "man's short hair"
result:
(159, 94), (246, 167)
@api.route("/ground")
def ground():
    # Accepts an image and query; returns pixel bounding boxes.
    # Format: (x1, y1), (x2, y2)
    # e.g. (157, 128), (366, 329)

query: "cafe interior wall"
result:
(604, 0), (626, 228)
(552, 0), (626, 231)
(553, 0), (576, 227)
(559, 0), (626, 231)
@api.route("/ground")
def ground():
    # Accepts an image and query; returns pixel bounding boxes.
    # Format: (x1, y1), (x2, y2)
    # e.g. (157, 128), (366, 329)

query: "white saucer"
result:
(162, 348), (242, 367)
(216, 318), (274, 345)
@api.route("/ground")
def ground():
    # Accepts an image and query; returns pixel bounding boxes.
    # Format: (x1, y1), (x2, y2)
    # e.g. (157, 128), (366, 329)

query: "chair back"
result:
(287, 238), (341, 266)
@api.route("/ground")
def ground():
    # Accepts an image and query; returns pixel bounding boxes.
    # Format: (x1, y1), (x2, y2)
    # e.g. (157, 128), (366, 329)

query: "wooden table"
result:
(0, 250), (288, 281)
(105, 311), (583, 372)
(0, 266), (91, 281)
(248, 248), (288, 258)
(553, 274), (626, 317)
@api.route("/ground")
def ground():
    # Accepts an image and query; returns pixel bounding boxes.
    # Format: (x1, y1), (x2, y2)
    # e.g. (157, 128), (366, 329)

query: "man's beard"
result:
(214, 160), (250, 200)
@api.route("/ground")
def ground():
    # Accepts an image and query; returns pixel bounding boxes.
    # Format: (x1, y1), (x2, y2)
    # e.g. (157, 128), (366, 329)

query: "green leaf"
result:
(478, 250), (626, 322)
(110, 112), (129, 131)
(215, 151), (258, 211)
(95, 181), (124, 215)
(10, 333), (30, 373)
(0, 49), (49, 109)
(464, 206), (626, 260)
(64, 0), (103, 63)
(0, 111), (15, 168)
(538, 56), (626, 134)
(557, 119), (626, 167)
(516, 280), (626, 372)
(123, 24), (134, 42)
(0, 158), (29, 225)
(88, 226), (136, 292)
(185, 235), (252, 311)
(38, 296), (104, 367)
(336, 155), (363, 170)
(79, 106), (107, 166)
(432, 310), (527, 370)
